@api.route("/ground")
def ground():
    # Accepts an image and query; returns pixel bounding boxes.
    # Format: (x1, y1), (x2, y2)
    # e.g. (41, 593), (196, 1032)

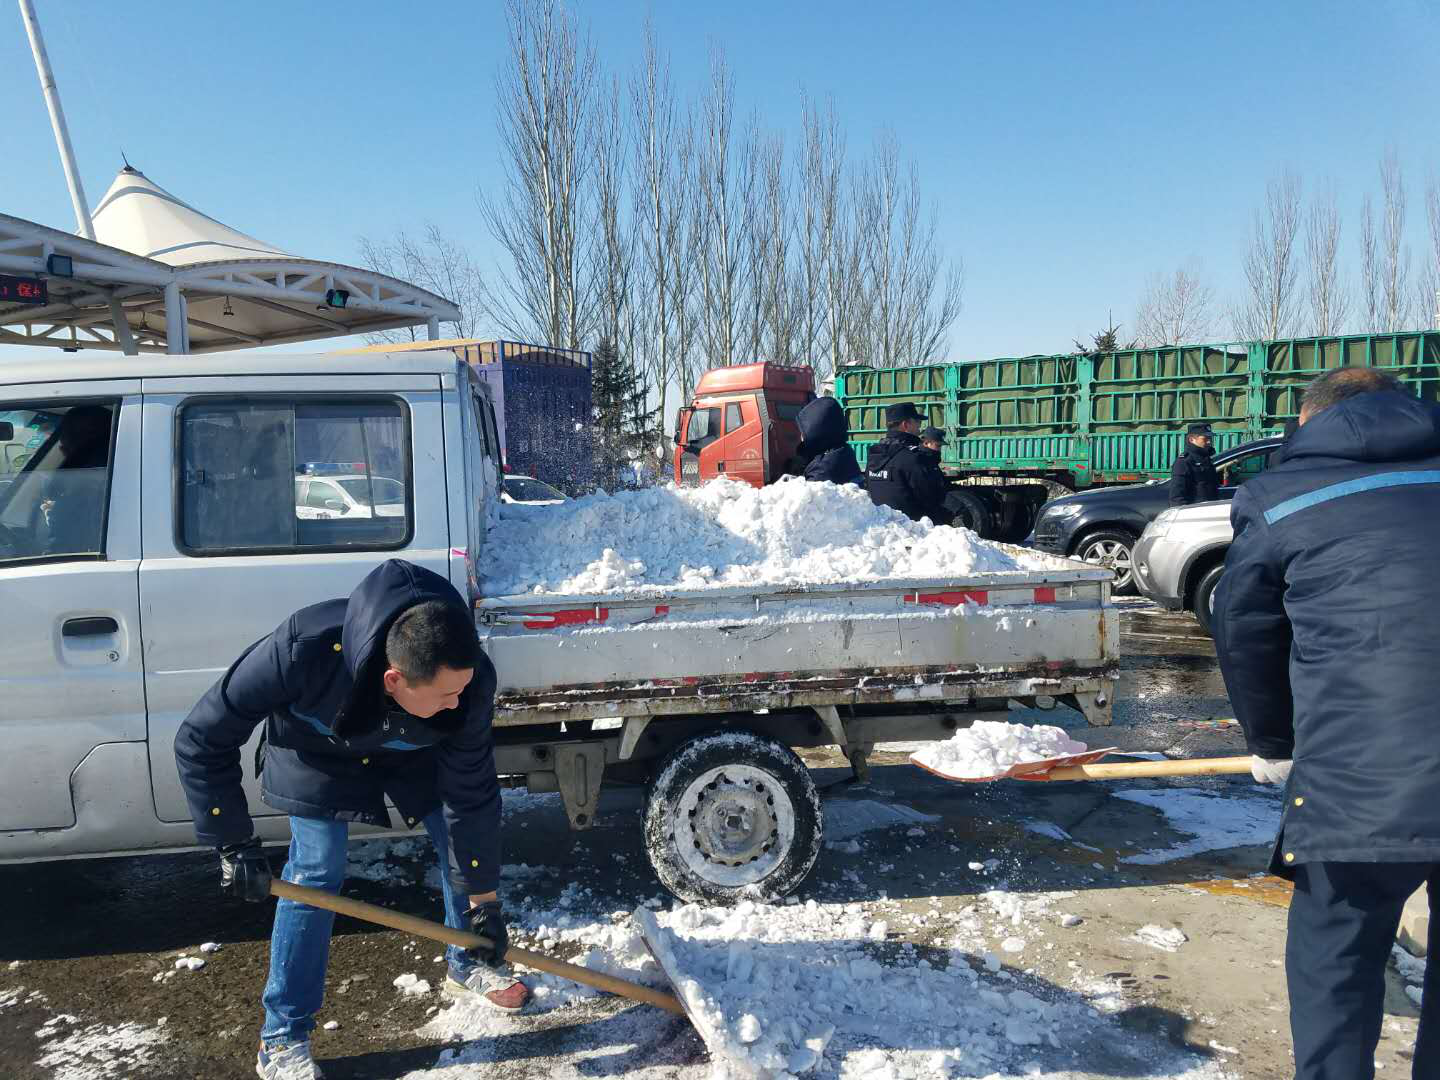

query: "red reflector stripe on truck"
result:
(522, 608), (609, 629)
(1034, 587), (1057, 603)
(906, 590), (989, 606)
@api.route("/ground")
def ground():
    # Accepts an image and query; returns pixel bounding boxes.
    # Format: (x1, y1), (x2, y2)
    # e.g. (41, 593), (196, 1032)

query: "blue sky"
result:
(2, 0), (1438, 360)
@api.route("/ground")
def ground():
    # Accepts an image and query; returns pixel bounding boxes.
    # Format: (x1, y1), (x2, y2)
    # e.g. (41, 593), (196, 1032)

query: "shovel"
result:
(911, 750), (1253, 784)
(268, 879), (686, 1017)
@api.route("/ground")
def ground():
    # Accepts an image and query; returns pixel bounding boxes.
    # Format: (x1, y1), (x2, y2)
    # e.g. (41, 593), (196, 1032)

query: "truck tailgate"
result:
(477, 566), (1117, 722)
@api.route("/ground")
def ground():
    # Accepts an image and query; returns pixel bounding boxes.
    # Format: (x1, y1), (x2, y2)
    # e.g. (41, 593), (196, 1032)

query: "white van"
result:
(0, 351), (504, 861)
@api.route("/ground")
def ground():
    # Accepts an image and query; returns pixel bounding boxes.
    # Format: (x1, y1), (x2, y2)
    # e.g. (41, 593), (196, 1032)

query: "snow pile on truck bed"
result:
(912, 720), (1088, 779)
(481, 476), (1055, 596)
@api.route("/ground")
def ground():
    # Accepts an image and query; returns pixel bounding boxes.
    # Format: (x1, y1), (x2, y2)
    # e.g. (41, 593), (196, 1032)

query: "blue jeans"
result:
(260, 810), (475, 1047)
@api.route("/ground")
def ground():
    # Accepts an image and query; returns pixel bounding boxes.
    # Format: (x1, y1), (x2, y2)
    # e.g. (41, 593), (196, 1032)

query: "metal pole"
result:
(427, 316), (441, 341)
(107, 294), (138, 355)
(19, 0), (95, 240)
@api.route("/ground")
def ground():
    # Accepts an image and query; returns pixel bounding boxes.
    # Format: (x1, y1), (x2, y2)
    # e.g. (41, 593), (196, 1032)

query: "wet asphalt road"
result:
(0, 603), (1262, 1079)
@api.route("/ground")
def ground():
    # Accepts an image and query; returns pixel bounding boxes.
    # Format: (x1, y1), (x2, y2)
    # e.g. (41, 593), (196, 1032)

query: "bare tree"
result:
(1304, 185), (1349, 336)
(1378, 151), (1412, 332)
(853, 132), (963, 366)
(1360, 194), (1381, 331)
(746, 126), (795, 364)
(796, 95), (844, 374)
(592, 72), (632, 354)
(1234, 171), (1302, 340)
(358, 225), (487, 343)
(479, 0), (597, 349)
(1134, 264), (1215, 345)
(1421, 177), (1440, 330)
(695, 46), (751, 367)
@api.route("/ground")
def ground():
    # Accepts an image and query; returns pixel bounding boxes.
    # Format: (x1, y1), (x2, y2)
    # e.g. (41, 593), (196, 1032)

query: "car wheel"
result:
(1072, 529), (1138, 595)
(944, 491), (993, 537)
(1192, 562), (1225, 638)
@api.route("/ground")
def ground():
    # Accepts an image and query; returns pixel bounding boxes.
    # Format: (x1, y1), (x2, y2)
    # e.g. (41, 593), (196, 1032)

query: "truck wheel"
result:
(643, 731), (823, 905)
(945, 491), (993, 537)
(1072, 529), (1138, 595)
(1191, 563), (1224, 638)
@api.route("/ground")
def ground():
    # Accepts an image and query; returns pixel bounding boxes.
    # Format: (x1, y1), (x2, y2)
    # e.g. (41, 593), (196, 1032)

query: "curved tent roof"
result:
(92, 166), (295, 266)
(0, 167), (459, 355)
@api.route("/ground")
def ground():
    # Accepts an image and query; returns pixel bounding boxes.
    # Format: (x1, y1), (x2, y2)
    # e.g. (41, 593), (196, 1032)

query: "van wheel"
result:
(945, 491), (993, 537)
(1192, 563), (1225, 638)
(643, 731), (822, 905)
(1073, 529), (1137, 595)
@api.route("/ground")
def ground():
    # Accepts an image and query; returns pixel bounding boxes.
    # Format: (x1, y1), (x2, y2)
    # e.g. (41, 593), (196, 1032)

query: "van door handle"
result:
(63, 616), (119, 637)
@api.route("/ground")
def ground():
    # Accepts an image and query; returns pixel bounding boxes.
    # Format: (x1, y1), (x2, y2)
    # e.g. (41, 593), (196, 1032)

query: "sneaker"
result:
(443, 964), (531, 1013)
(256, 1041), (326, 1080)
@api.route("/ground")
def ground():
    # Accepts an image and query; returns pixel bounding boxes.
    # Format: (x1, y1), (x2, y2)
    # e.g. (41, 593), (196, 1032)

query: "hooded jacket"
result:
(174, 560), (501, 895)
(1213, 391), (1440, 873)
(865, 431), (950, 523)
(790, 397), (863, 486)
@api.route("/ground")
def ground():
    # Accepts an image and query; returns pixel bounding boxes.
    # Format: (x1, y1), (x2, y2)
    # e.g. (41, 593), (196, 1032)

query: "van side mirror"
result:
(0, 422), (12, 440)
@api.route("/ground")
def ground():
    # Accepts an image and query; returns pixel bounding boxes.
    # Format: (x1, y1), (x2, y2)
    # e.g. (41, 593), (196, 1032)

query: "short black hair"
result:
(1301, 367), (1405, 418)
(385, 600), (480, 683)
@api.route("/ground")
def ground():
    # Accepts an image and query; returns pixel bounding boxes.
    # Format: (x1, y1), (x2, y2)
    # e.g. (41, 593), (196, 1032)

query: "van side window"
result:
(0, 402), (117, 564)
(178, 398), (411, 555)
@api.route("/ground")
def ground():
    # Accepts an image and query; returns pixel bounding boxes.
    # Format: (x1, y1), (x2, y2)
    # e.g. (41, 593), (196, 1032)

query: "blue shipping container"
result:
(459, 341), (594, 494)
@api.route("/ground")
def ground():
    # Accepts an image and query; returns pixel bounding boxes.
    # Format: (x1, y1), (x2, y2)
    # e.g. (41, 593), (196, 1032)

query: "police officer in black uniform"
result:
(1168, 422), (1219, 507)
(866, 403), (951, 524)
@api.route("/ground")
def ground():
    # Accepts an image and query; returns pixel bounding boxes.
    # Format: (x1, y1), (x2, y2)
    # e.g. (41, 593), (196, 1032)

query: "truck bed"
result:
(477, 560), (1118, 728)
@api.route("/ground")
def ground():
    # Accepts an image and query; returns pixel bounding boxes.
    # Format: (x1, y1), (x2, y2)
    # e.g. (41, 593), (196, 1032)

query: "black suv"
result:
(1027, 437), (1283, 593)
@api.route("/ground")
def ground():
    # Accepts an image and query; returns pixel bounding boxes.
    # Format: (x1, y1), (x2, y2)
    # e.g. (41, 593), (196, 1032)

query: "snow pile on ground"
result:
(413, 880), (1236, 1080)
(480, 476), (1051, 596)
(1113, 788), (1279, 864)
(911, 720), (1088, 779)
(30, 1013), (169, 1079)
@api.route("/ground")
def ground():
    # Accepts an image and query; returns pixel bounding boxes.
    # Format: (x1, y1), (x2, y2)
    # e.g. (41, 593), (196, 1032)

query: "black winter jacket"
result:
(1167, 443), (1219, 507)
(866, 432), (949, 523)
(1213, 391), (1440, 873)
(174, 560), (502, 895)
(787, 397), (863, 486)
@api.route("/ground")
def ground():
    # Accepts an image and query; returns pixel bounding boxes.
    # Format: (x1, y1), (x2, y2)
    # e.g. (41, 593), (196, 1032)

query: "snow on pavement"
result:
(479, 476), (1055, 596)
(1112, 788), (1281, 864)
(403, 878), (1237, 1080)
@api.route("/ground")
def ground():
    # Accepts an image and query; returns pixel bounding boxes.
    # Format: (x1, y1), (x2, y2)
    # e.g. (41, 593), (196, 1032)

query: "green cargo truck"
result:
(836, 330), (1440, 541)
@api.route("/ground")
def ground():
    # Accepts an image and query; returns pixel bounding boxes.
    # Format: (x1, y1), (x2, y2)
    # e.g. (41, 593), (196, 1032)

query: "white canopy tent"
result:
(0, 166), (459, 354)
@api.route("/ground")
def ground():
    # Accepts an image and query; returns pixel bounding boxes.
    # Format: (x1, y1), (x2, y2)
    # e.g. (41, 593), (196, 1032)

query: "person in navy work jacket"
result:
(1212, 366), (1440, 1080)
(175, 559), (528, 1080)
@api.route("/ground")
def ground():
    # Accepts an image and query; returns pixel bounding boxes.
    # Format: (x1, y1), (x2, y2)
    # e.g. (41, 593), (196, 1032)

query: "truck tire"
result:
(1072, 528), (1138, 595)
(945, 490), (993, 537)
(643, 731), (823, 905)
(1191, 562), (1225, 638)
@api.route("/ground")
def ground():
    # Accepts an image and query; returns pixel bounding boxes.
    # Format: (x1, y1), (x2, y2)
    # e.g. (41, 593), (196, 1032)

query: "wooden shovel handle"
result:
(268, 879), (686, 1016)
(1042, 756), (1253, 781)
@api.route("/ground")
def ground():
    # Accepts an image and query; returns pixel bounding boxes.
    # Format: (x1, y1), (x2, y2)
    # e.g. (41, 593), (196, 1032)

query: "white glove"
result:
(1250, 756), (1293, 785)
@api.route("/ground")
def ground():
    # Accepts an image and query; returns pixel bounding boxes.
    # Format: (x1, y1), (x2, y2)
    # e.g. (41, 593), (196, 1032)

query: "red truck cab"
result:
(673, 363), (816, 487)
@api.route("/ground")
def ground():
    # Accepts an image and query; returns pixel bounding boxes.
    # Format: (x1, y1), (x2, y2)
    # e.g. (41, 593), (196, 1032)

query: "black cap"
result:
(1186, 422), (1213, 436)
(920, 426), (947, 444)
(885, 402), (924, 424)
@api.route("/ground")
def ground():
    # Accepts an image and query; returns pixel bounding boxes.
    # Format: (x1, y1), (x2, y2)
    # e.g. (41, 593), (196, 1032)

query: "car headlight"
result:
(1149, 509), (1179, 539)
(1045, 503), (1084, 521)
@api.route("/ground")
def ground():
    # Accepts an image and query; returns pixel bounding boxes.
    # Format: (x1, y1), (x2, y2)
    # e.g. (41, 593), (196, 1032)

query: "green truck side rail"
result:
(836, 331), (1440, 489)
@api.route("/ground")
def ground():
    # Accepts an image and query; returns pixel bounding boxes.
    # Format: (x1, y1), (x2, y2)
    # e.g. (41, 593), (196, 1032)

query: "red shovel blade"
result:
(910, 747), (1118, 783)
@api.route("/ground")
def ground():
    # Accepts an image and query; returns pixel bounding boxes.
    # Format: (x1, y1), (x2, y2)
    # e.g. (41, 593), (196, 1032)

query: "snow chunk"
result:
(173, 956), (205, 971)
(912, 720), (1086, 779)
(1133, 925), (1189, 952)
(393, 973), (432, 996)
(323, 1020), (340, 1031)
(479, 476), (1050, 596)
(198, 942), (221, 954)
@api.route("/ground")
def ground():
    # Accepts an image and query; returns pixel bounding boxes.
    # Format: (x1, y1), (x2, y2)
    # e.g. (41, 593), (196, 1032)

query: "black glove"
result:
(466, 900), (509, 965)
(219, 837), (273, 902)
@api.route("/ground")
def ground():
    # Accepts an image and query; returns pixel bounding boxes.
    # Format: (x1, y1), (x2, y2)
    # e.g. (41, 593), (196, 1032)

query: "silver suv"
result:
(1132, 500), (1235, 636)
